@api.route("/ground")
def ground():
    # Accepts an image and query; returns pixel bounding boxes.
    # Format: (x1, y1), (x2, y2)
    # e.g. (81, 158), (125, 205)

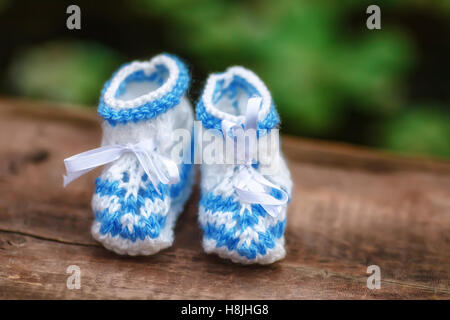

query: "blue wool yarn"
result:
(90, 53), (195, 256)
(196, 66), (293, 264)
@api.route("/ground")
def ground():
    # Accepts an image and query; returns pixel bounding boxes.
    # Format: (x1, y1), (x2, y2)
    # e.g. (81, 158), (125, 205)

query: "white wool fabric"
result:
(91, 54), (194, 255)
(196, 66), (293, 264)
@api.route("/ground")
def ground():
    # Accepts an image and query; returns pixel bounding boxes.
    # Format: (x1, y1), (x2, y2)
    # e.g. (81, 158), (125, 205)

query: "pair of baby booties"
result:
(65, 53), (293, 265)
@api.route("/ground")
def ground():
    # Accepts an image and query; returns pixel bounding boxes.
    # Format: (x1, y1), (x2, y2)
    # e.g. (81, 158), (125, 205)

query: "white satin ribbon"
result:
(221, 97), (288, 218)
(63, 139), (179, 194)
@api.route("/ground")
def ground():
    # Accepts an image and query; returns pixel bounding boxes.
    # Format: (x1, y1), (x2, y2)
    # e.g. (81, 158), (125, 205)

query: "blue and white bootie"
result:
(196, 66), (293, 264)
(88, 54), (194, 255)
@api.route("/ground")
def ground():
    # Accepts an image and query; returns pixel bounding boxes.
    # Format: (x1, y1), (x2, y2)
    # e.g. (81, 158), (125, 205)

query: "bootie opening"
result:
(202, 66), (272, 122)
(103, 55), (180, 109)
(197, 67), (279, 134)
(115, 64), (169, 101)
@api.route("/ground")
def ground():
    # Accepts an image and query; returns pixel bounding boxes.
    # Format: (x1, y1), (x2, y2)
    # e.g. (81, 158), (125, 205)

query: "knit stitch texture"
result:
(196, 66), (293, 264)
(91, 53), (194, 255)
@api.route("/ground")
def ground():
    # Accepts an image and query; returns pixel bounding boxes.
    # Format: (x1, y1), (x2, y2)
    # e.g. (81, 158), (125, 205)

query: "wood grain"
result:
(0, 97), (449, 299)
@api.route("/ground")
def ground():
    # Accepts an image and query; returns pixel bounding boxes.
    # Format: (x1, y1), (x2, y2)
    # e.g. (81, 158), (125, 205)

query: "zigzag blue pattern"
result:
(201, 219), (286, 260)
(94, 162), (193, 241)
(95, 207), (166, 241)
(199, 192), (286, 260)
(170, 162), (193, 198)
(200, 192), (269, 221)
(98, 53), (190, 126)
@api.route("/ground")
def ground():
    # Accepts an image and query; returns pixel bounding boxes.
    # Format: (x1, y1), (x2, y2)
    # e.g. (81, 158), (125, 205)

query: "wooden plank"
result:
(0, 97), (449, 299)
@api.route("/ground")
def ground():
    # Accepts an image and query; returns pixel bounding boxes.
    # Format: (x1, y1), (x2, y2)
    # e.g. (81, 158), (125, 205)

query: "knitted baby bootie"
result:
(66, 54), (194, 255)
(196, 66), (292, 264)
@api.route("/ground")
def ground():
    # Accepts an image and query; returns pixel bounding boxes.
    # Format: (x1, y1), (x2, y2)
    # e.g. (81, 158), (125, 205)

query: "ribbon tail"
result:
(261, 204), (281, 218)
(63, 168), (94, 187)
(158, 156), (180, 185)
(135, 151), (162, 195)
(62, 140), (179, 194)
(236, 188), (287, 218)
(234, 167), (289, 218)
(245, 96), (261, 131)
(63, 145), (124, 187)
(135, 150), (180, 195)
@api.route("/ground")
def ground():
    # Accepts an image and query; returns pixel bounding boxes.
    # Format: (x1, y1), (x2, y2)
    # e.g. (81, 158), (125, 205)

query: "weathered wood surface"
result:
(0, 97), (449, 299)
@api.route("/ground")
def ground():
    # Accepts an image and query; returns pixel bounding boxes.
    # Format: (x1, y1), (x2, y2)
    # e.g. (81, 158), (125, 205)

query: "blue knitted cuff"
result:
(196, 99), (280, 135)
(196, 68), (280, 136)
(98, 53), (190, 126)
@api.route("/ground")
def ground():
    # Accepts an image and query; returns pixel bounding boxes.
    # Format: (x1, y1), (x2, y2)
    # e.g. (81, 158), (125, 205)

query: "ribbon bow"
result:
(63, 139), (179, 193)
(221, 97), (288, 218)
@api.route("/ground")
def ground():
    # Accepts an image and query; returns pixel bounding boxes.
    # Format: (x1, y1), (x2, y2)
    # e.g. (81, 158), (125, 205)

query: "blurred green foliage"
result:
(139, 0), (412, 136)
(380, 106), (450, 158)
(2, 0), (450, 158)
(8, 42), (121, 105)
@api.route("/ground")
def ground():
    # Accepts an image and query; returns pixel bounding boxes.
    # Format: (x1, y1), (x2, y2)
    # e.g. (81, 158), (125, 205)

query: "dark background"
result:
(0, 0), (449, 158)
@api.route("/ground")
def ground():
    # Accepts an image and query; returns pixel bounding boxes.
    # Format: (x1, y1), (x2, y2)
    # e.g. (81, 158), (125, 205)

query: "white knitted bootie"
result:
(196, 66), (292, 264)
(84, 54), (194, 255)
